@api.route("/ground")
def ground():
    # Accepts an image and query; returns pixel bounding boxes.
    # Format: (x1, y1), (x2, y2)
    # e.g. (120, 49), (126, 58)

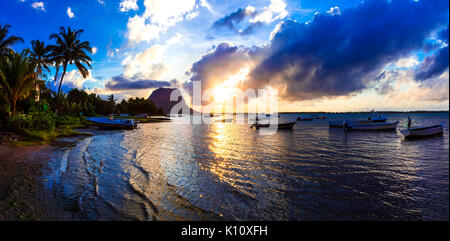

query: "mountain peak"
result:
(148, 88), (193, 114)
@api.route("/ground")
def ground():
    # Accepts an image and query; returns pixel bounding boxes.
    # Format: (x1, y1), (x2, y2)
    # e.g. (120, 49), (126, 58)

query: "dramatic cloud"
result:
(414, 26), (449, 81)
(245, 0), (449, 100)
(67, 7), (75, 18)
(119, 0), (138, 12)
(212, 6), (258, 35)
(186, 43), (256, 93)
(31, 2), (45, 11)
(105, 75), (171, 91)
(212, 0), (288, 36)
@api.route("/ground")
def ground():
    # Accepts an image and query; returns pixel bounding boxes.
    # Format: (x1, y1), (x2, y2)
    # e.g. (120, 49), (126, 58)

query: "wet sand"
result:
(0, 144), (73, 220)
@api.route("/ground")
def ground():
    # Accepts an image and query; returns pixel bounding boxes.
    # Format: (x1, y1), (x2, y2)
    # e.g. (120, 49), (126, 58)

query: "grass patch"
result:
(2, 114), (92, 146)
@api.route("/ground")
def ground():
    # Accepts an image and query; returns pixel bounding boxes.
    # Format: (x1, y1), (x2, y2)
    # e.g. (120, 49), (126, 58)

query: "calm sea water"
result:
(45, 112), (449, 220)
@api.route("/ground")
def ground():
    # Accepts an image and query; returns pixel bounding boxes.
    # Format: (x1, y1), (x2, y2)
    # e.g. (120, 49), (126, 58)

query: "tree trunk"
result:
(54, 64), (60, 84)
(57, 63), (67, 98)
(12, 97), (17, 119)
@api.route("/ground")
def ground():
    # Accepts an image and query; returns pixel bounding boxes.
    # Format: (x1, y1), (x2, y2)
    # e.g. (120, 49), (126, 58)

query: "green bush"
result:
(55, 115), (84, 127)
(7, 112), (56, 133)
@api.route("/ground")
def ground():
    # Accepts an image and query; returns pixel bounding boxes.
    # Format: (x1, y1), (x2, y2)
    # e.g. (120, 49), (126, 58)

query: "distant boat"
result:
(329, 114), (388, 127)
(251, 122), (296, 130)
(316, 116), (326, 119)
(344, 121), (399, 131)
(87, 117), (137, 129)
(297, 116), (314, 121)
(400, 123), (444, 138)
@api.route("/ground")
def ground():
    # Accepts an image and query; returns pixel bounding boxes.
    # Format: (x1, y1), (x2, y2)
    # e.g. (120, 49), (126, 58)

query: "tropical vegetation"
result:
(0, 24), (164, 145)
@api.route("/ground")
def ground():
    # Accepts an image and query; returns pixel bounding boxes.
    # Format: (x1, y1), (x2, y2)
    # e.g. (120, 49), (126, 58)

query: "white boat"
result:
(345, 121), (399, 131)
(400, 122), (444, 138)
(329, 115), (388, 127)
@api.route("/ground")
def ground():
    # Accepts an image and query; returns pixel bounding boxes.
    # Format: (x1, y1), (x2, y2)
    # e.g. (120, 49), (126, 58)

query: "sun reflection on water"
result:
(205, 122), (257, 199)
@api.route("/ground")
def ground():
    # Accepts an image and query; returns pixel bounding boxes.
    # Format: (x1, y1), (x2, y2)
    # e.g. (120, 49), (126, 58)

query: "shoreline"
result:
(0, 131), (95, 220)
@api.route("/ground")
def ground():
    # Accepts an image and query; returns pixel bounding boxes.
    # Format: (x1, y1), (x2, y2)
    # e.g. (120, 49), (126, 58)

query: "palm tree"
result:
(27, 40), (51, 78)
(0, 51), (37, 118)
(0, 24), (24, 55)
(107, 94), (116, 102)
(49, 26), (92, 98)
(26, 40), (52, 100)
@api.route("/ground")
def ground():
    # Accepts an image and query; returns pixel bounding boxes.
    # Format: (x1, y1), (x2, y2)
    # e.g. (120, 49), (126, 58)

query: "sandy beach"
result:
(0, 143), (72, 220)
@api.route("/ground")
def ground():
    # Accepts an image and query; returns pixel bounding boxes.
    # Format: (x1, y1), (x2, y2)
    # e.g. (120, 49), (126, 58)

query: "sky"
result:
(1, 0), (449, 112)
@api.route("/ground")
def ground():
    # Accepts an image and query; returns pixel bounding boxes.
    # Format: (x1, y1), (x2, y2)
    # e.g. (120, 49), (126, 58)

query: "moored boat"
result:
(345, 121), (399, 131)
(87, 117), (137, 129)
(329, 118), (387, 127)
(251, 121), (296, 129)
(400, 122), (444, 138)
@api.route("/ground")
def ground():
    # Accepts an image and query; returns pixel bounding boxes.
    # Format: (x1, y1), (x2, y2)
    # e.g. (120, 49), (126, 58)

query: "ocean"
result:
(44, 112), (449, 220)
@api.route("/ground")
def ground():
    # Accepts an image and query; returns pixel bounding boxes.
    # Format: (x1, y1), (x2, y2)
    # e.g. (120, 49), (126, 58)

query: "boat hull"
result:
(347, 121), (399, 131)
(400, 123), (444, 138)
(253, 122), (296, 129)
(87, 117), (137, 130)
(329, 119), (386, 127)
(297, 117), (314, 121)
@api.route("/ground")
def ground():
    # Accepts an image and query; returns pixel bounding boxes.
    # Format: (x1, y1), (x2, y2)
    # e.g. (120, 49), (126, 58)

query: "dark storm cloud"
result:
(243, 0), (448, 100)
(212, 8), (256, 30)
(415, 26), (449, 81)
(188, 0), (448, 101)
(211, 7), (261, 36)
(188, 43), (254, 92)
(105, 75), (171, 90)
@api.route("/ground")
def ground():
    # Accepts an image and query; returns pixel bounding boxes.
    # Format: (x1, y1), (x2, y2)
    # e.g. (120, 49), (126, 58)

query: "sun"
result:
(212, 67), (250, 104)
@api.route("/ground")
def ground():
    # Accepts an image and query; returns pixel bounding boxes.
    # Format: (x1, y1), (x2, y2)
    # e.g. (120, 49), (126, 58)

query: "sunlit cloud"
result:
(119, 0), (138, 12)
(67, 7), (75, 18)
(31, 2), (45, 11)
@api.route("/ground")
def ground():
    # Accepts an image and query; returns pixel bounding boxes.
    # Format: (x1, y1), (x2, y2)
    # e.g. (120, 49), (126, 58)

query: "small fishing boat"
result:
(87, 117), (137, 129)
(400, 122), (444, 138)
(329, 120), (374, 127)
(344, 121), (399, 131)
(329, 117), (388, 127)
(251, 122), (296, 130)
(297, 116), (314, 121)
